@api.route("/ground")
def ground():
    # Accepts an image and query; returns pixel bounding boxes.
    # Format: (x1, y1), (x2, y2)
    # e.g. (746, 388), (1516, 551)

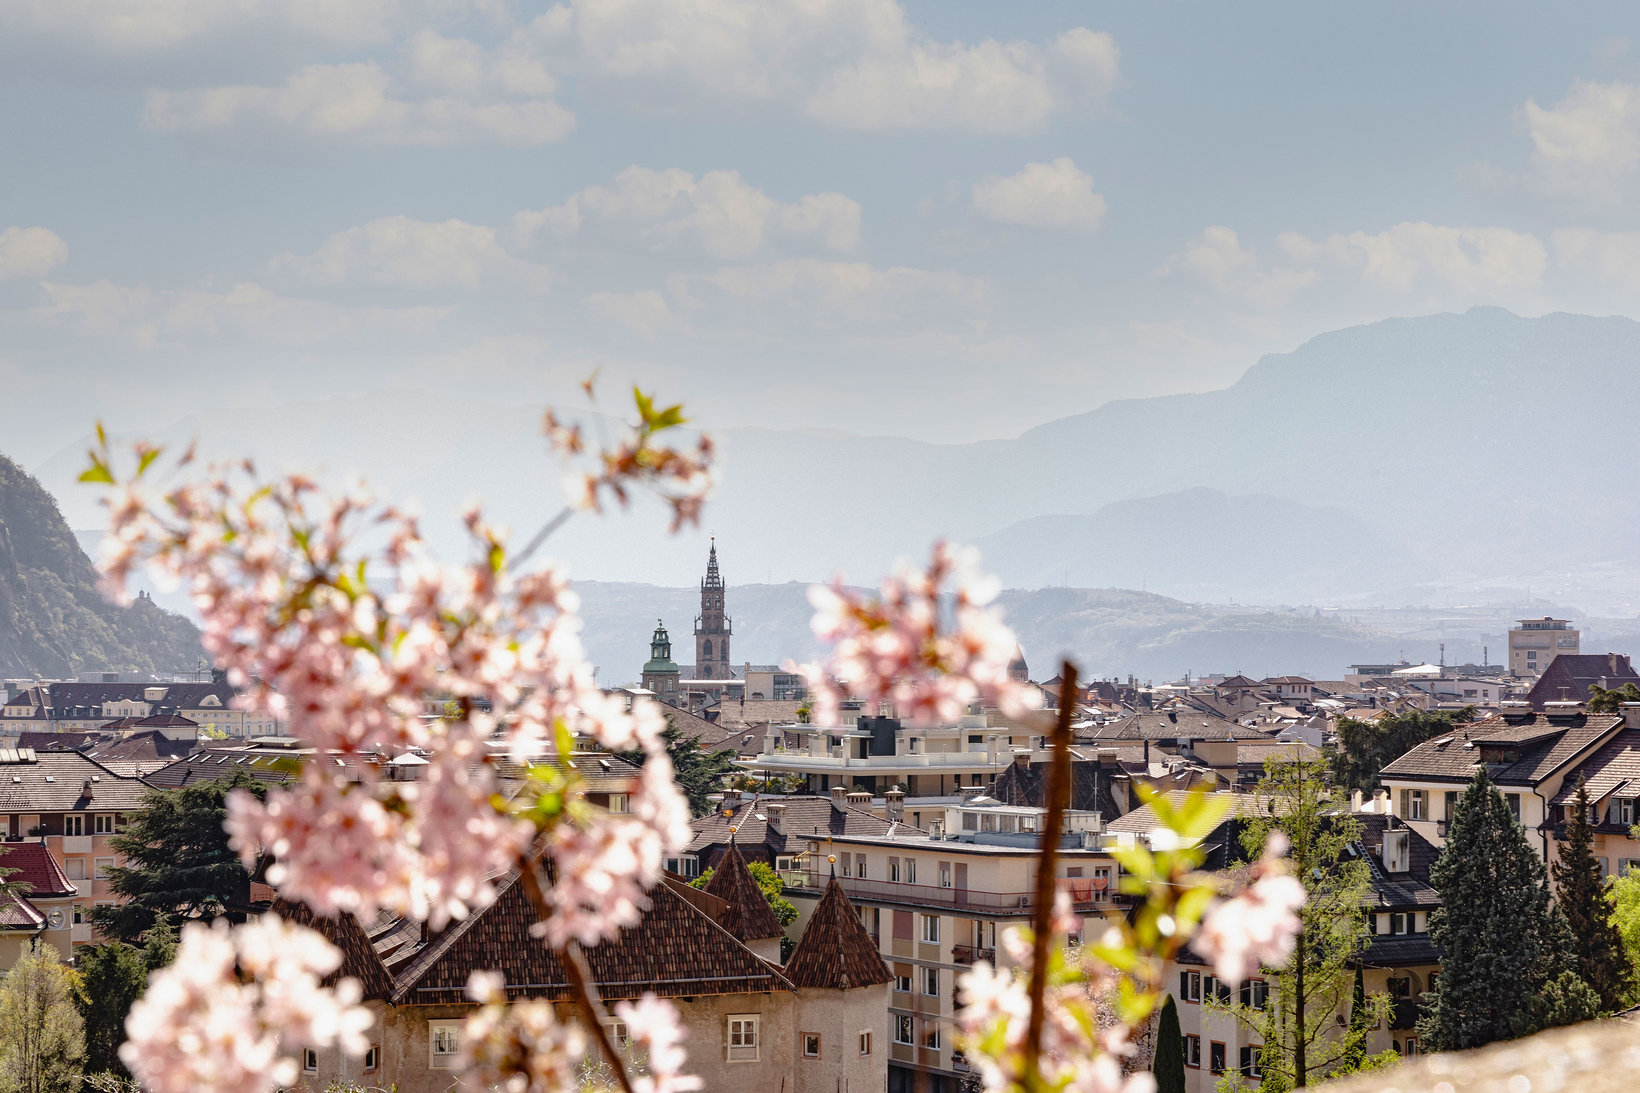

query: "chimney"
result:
(766, 803), (786, 833)
(830, 785), (847, 809)
(1373, 789), (1389, 813)
(1351, 789), (1363, 812)
(1383, 827), (1411, 874)
(722, 788), (742, 805)
(884, 787), (905, 823)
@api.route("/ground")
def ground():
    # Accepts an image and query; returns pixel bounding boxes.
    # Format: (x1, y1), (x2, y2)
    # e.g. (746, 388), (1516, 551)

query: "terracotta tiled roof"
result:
(712, 700), (808, 733)
(0, 750), (152, 811)
(143, 752), (292, 790)
(1526, 655), (1640, 710)
(271, 899), (398, 999)
(783, 875), (892, 990)
(1079, 711), (1270, 743)
(0, 890), (45, 930)
(1548, 728), (1640, 806)
(684, 794), (909, 856)
(702, 842), (783, 941)
(1379, 712), (1624, 787)
(392, 862), (794, 1005)
(991, 758), (1125, 816)
(0, 841), (78, 898)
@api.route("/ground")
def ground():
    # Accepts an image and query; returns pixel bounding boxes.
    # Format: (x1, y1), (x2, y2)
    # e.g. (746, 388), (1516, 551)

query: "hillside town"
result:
(4, 542), (1638, 1093)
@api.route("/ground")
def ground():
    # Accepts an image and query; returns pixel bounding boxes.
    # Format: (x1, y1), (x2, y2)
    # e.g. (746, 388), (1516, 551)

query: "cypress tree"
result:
(1549, 780), (1636, 1010)
(1419, 768), (1592, 1050)
(1341, 965), (1368, 1072)
(1152, 994), (1185, 1093)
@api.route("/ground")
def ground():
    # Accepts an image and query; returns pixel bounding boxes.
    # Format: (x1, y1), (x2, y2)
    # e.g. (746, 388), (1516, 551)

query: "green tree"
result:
(0, 942), (86, 1093)
(1152, 995), (1184, 1093)
(1610, 867), (1640, 978)
(1330, 709), (1468, 795)
(73, 944), (146, 1078)
(1549, 780), (1636, 1010)
(1419, 769), (1594, 1050)
(622, 718), (738, 818)
(1585, 682), (1640, 713)
(689, 860), (798, 926)
(90, 772), (269, 942)
(1211, 757), (1389, 1088)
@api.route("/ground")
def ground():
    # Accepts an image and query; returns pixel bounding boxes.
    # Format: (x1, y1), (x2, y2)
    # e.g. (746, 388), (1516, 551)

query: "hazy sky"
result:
(6, 1), (1640, 464)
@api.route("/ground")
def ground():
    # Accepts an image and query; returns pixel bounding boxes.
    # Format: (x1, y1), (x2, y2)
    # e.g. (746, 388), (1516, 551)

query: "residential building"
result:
(0, 841), (79, 968)
(1524, 653), (1640, 709)
(679, 788), (911, 877)
(778, 796), (1125, 1093)
(1509, 617), (1580, 678)
(286, 852), (892, 1093)
(1, 680), (279, 738)
(1378, 703), (1639, 864)
(0, 746), (151, 945)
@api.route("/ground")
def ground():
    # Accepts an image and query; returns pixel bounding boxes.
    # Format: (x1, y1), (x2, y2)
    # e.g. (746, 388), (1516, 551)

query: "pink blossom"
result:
(793, 542), (1038, 728)
(121, 916), (372, 1093)
(1195, 832), (1306, 983)
(614, 994), (704, 1093)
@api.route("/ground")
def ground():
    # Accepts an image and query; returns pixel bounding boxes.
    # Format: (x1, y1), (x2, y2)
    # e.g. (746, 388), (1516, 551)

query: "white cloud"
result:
(547, 0), (1117, 132)
(143, 58), (574, 147)
(1553, 227), (1640, 290)
(33, 279), (449, 347)
(584, 289), (674, 336)
(1519, 80), (1640, 198)
(1157, 226), (1318, 308)
(0, 226), (69, 279)
(971, 157), (1106, 232)
(1330, 222), (1546, 294)
(1163, 222), (1545, 306)
(270, 215), (554, 290)
(512, 166), (861, 259)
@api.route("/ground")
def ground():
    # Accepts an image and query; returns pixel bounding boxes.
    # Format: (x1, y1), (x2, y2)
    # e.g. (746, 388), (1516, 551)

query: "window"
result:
(95, 858), (115, 880)
(895, 969), (912, 993)
(1179, 970), (1201, 1003)
(889, 858), (901, 882)
(1202, 975), (1231, 1003)
(894, 1015), (914, 1045)
(665, 855), (700, 878)
(609, 1023), (630, 1045)
(1183, 1035), (1201, 1068)
(1210, 1041), (1226, 1075)
(64, 815), (85, 836)
(921, 914), (940, 943)
(65, 858), (86, 880)
(939, 862), (952, 888)
(1407, 790), (1425, 820)
(1506, 794), (1522, 823)
(1239, 979), (1269, 1010)
(962, 812), (979, 831)
(1390, 913), (1406, 936)
(303, 1049), (318, 1073)
(1403, 1037), (1420, 1057)
(429, 1022), (461, 1068)
(93, 814), (114, 835)
(856, 856), (868, 879)
(1444, 791), (1458, 820)
(607, 794), (630, 814)
(1387, 976), (1411, 999)
(727, 1015), (760, 1062)
(803, 1033), (821, 1058)
(363, 1045), (380, 1072)
(922, 1024), (940, 1050)
(904, 858), (917, 884)
(1240, 1045), (1263, 1079)
(1619, 798), (1636, 825)
(859, 1031), (872, 1056)
(923, 967), (940, 996)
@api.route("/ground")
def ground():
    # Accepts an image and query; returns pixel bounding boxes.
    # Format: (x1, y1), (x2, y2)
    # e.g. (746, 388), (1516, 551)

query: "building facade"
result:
(694, 541), (732, 681)
(1509, 617), (1580, 678)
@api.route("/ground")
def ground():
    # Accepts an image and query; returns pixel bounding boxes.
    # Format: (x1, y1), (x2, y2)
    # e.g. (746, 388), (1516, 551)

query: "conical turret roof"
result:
(702, 841), (784, 941)
(784, 875), (893, 990)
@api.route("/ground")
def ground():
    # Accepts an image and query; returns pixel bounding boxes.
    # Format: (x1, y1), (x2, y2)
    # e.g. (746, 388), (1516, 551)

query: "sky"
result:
(6, 1), (1640, 465)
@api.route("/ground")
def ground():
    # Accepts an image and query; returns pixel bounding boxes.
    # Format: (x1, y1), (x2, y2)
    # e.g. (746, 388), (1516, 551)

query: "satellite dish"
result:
(46, 910), (65, 928)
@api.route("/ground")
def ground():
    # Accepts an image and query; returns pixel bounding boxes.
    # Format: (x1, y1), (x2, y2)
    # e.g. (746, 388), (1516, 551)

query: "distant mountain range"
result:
(35, 308), (1640, 614)
(0, 455), (203, 678)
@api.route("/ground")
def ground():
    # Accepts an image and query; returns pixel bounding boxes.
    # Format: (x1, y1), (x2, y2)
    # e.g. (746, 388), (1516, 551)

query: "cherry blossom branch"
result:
(1021, 661), (1077, 1091)
(515, 851), (639, 1093)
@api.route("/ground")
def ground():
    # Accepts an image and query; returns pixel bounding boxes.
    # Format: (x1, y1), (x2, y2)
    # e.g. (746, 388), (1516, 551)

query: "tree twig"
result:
(513, 506), (575, 568)
(515, 852), (639, 1093)
(1021, 660), (1078, 1090)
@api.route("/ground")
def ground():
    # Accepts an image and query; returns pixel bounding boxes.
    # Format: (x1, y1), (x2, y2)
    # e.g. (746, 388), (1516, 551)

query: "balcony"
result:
(793, 873), (1123, 915)
(61, 835), (92, 854)
(951, 944), (996, 965)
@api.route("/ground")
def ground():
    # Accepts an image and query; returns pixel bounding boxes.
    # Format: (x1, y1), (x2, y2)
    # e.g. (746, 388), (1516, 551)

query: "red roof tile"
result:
(0, 841), (77, 898)
(702, 842), (783, 941)
(783, 876), (892, 990)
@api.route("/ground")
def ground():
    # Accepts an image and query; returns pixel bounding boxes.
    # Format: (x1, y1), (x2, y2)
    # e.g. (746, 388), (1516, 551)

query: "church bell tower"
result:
(694, 539), (732, 679)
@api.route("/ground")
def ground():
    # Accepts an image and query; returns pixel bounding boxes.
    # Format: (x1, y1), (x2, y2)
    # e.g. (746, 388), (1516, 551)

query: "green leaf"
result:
(137, 445), (163, 475)
(79, 460), (115, 485)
